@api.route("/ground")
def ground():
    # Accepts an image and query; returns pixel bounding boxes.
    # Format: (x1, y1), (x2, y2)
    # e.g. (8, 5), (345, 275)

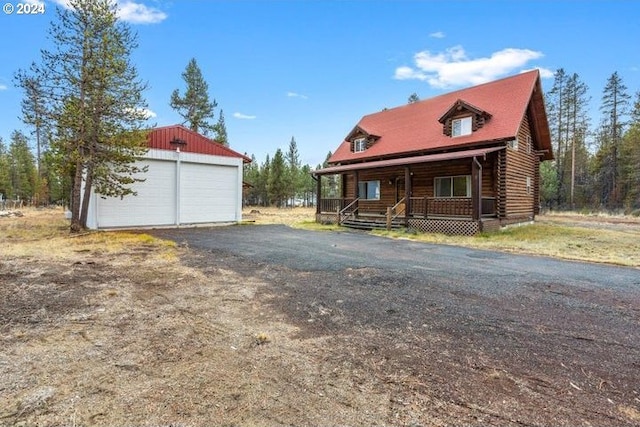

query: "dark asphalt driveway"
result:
(152, 224), (640, 426)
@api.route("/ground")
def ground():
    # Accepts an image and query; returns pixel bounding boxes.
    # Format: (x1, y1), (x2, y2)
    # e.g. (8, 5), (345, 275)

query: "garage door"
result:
(179, 162), (238, 224)
(95, 159), (176, 228)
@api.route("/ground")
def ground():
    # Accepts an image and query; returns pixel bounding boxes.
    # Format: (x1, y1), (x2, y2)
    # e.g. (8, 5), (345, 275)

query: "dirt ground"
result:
(1, 208), (639, 426)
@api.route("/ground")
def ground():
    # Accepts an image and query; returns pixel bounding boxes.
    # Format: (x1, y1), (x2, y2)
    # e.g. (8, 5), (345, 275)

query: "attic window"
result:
(452, 117), (472, 137)
(439, 99), (491, 137)
(354, 137), (367, 152)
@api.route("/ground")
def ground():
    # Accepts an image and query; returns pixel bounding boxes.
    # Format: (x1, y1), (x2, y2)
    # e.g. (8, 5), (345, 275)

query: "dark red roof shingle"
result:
(330, 70), (551, 164)
(147, 125), (251, 162)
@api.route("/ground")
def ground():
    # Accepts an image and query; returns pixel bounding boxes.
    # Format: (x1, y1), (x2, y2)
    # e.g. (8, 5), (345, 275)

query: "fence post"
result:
(386, 206), (392, 230)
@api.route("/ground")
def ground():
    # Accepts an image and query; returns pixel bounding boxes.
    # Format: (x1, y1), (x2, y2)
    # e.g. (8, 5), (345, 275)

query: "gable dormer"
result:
(438, 99), (492, 137)
(345, 126), (380, 153)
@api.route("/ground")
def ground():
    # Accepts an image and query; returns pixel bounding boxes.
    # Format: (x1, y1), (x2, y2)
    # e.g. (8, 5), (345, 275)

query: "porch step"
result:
(341, 218), (403, 231)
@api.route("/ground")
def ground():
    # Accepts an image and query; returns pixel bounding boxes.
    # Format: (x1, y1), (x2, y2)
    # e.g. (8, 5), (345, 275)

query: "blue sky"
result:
(0, 0), (638, 167)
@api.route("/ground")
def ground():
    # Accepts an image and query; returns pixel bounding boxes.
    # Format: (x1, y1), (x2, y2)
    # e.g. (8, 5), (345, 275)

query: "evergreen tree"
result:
(170, 58), (217, 136)
(595, 72), (630, 208)
(565, 73), (591, 209)
(8, 130), (37, 201)
(258, 154), (270, 206)
(20, 75), (48, 175)
(213, 109), (228, 146)
(408, 93), (420, 104)
(269, 149), (287, 207)
(242, 153), (259, 205)
(546, 68), (568, 207)
(16, 0), (151, 231)
(620, 91), (640, 209)
(285, 136), (301, 205)
(0, 137), (11, 202)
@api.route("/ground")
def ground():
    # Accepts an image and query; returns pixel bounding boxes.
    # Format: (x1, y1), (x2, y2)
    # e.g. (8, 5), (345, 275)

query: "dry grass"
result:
(0, 207), (175, 261)
(241, 207), (640, 268)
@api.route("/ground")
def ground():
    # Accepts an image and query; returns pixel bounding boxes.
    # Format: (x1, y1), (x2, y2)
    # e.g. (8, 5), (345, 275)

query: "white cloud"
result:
(117, 1), (166, 24)
(287, 92), (308, 99)
(51, 0), (167, 24)
(125, 107), (156, 119)
(233, 112), (256, 120)
(0, 84), (7, 91)
(429, 31), (445, 39)
(394, 45), (545, 88)
(522, 67), (554, 79)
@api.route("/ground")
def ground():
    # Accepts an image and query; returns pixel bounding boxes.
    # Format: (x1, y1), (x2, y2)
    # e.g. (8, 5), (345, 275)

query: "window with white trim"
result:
(358, 180), (380, 200)
(508, 138), (519, 151)
(526, 135), (532, 154)
(526, 176), (532, 195)
(354, 137), (367, 152)
(452, 117), (472, 137)
(434, 176), (471, 198)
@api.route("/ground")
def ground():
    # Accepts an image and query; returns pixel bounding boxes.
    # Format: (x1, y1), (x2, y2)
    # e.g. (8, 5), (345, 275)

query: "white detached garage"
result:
(86, 125), (250, 229)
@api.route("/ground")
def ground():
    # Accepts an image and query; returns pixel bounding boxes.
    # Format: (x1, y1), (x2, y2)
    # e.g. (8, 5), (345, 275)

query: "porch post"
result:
(472, 157), (481, 220)
(404, 166), (411, 226)
(316, 174), (321, 214)
(353, 170), (359, 200)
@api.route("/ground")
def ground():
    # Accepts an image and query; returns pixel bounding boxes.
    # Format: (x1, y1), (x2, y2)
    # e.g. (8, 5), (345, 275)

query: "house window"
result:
(526, 176), (532, 195)
(354, 137), (367, 152)
(508, 138), (519, 151)
(452, 117), (472, 137)
(434, 176), (471, 198)
(358, 180), (380, 200)
(526, 135), (532, 154)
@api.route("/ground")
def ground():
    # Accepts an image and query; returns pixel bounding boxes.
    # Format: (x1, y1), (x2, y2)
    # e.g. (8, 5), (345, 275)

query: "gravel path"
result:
(153, 224), (640, 426)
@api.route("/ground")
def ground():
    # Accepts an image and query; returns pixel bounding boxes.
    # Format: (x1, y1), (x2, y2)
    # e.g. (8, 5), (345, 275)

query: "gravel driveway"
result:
(153, 224), (640, 426)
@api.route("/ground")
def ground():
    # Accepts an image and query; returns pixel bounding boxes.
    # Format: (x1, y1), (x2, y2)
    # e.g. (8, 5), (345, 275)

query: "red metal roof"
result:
(315, 146), (504, 175)
(330, 70), (551, 164)
(147, 125), (251, 163)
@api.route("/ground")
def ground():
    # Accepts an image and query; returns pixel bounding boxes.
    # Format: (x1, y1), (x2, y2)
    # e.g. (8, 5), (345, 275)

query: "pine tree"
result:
(8, 130), (37, 202)
(565, 73), (591, 209)
(20, 75), (48, 175)
(242, 154), (259, 205)
(269, 149), (287, 207)
(213, 109), (228, 146)
(596, 72), (630, 209)
(16, 0), (151, 231)
(170, 58), (217, 136)
(0, 137), (11, 202)
(258, 154), (270, 206)
(620, 91), (640, 210)
(285, 136), (301, 206)
(546, 68), (568, 207)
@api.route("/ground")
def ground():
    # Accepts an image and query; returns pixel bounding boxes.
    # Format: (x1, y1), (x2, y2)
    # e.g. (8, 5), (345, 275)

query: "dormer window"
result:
(439, 99), (492, 138)
(452, 117), (472, 137)
(354, 137), (367, 152)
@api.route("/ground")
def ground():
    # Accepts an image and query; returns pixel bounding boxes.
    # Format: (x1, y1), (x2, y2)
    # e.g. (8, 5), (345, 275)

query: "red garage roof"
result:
(148, 125), (251, 162)
(330, 70), (551, 164)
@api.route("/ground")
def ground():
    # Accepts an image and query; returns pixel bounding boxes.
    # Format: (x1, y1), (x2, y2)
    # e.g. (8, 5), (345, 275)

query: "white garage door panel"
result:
(180, 163), (238, 223)
(97, 160), (176, 227)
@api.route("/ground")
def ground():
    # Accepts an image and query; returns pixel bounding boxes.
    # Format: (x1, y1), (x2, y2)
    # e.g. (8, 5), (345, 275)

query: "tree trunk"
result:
(79, 162), (93, 229)
(70, 158), (84, 233)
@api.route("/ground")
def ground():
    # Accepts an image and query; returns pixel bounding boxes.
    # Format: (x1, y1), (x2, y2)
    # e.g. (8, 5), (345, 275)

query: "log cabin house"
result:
(313, 70), (553, 235)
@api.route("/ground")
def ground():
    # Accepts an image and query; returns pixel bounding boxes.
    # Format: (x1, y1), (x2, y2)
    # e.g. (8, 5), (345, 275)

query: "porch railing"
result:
(409, 197), (498, 218)
(319, 196), (497, 219)
(338, 198), (359, 224)
(386, 197), (406, 229)
(319, 198), (354, 214)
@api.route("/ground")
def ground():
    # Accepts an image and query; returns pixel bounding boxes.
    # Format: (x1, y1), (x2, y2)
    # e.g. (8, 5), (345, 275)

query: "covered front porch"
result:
(313, 147), (505, 235)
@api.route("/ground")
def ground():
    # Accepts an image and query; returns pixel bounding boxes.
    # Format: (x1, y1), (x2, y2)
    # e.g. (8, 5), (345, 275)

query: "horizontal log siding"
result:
(505, 115), (537, 218)
(338, 155), (498, 215)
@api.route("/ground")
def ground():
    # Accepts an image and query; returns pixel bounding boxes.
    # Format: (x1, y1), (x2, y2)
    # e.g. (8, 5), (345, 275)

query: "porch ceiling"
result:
(313, 146), (504, 176)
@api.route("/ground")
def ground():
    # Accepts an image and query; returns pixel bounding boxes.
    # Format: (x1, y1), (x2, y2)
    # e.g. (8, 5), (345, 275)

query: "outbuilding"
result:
(85, 124), (250, 229)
